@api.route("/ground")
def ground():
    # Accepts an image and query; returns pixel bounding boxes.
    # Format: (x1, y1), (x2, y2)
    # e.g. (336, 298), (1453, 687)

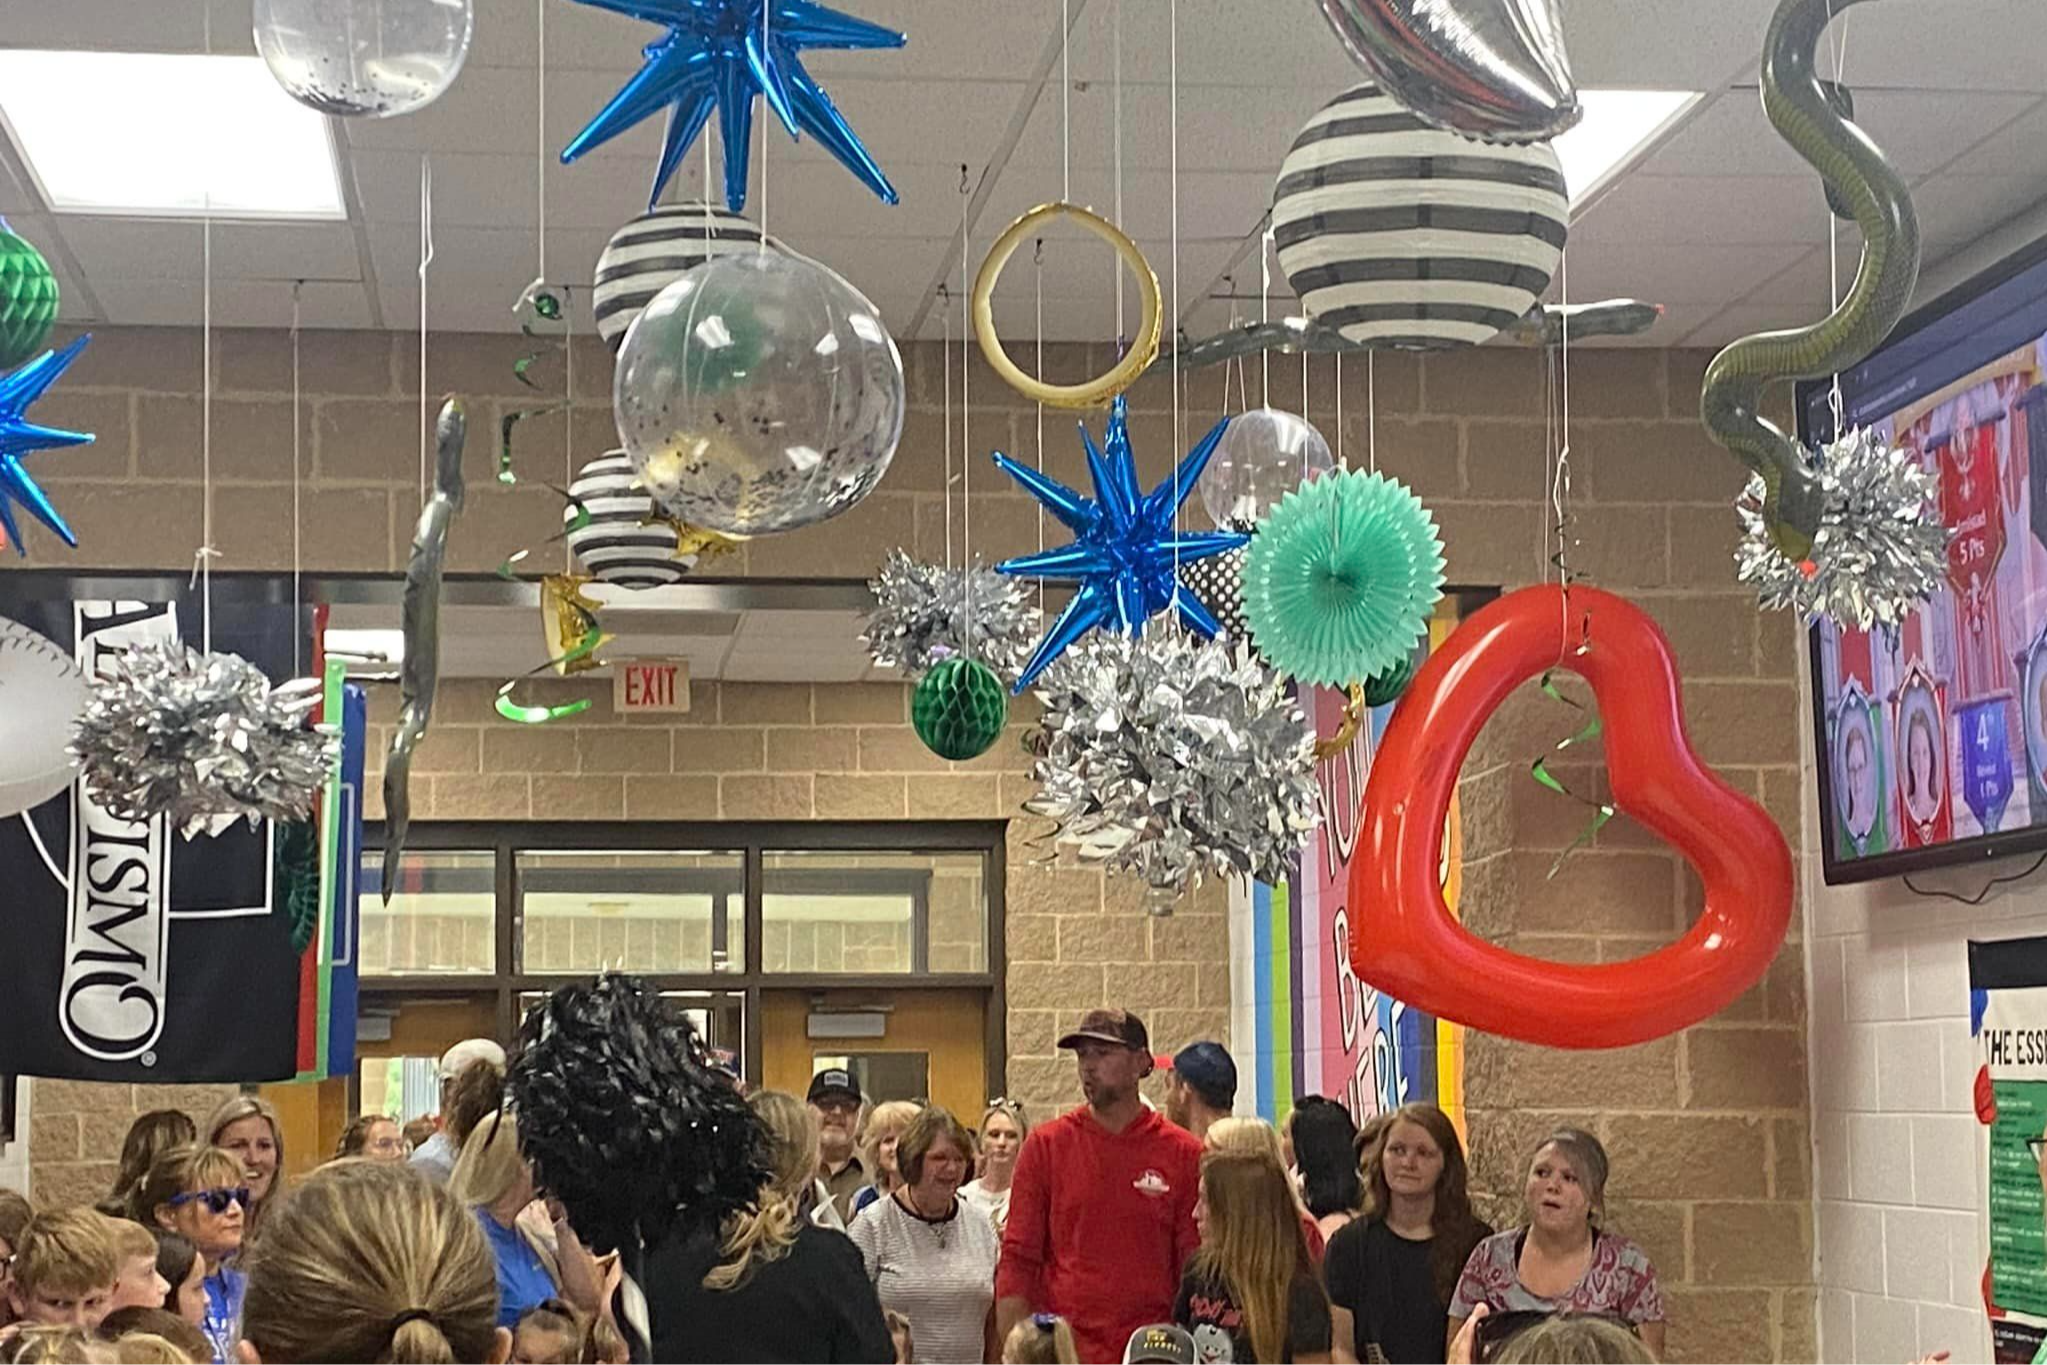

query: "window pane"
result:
(358, 850), (496, 975)
(761, 850), (989, 974)
(812, 1052), (929, 1105)
(516, 990), (746, 1076)
(516, 850), (743, 974)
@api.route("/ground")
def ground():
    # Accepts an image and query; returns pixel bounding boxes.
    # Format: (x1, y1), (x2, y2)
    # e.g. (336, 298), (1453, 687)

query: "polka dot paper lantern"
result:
(1272, 82), (1568, 350)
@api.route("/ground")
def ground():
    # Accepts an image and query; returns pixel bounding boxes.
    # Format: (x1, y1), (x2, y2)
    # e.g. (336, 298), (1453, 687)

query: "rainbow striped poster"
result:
(1229, 618), (1465, 1136)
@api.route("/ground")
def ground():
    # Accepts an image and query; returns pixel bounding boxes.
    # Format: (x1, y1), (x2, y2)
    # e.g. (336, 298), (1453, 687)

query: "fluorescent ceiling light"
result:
(0, 51), (343, 219)
(1554, 89), (1703, 205)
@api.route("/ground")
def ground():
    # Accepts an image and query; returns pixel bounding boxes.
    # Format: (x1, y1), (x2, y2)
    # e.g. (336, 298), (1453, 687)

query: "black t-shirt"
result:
(1173, 1262), (1332, 1363)
(1322, 1217), (1461, 1364)
(642, 1220), (896, 1363)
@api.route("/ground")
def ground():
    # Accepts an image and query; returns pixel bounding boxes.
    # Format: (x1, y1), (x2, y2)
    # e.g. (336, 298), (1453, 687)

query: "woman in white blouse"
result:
(848, 1105), (1000, 1364)
(959, 1100), (1028, 1236)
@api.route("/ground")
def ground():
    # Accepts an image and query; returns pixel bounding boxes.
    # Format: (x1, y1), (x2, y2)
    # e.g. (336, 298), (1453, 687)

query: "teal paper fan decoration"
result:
(1242, 470), (1445, 687)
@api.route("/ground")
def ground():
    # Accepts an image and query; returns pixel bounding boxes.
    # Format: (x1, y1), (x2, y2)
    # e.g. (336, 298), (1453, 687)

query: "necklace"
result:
(897, 1190), (958, 1249)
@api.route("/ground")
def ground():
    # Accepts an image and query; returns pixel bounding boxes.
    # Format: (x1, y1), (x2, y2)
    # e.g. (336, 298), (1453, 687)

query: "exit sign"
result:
(614, 660), (691, 713)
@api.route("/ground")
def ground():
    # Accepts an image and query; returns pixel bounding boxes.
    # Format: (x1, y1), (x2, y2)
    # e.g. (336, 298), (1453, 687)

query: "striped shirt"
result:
(848, 1193), (999, 1364)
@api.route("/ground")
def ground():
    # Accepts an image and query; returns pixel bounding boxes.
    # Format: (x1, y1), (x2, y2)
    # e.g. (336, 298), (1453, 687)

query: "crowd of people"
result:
(0, 1006), (1693, 1364)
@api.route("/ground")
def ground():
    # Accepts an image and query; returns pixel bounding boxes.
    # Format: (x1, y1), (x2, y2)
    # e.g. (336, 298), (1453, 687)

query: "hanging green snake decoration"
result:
(1699, 0), (1920, 562)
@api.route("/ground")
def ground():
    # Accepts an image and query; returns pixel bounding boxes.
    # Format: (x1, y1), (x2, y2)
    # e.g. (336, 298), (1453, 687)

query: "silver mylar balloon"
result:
(614, 252), (904, 538)
(254, 0), (474, 119)
(1315, 0), (1580, 143)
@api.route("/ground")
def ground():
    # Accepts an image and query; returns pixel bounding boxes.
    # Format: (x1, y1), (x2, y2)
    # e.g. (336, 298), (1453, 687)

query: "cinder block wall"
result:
(6, 327), (1812, 1360)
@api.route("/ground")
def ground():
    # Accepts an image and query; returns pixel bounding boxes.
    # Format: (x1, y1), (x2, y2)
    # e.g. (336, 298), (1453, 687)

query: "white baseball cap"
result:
(437, 1037), (506, 1080)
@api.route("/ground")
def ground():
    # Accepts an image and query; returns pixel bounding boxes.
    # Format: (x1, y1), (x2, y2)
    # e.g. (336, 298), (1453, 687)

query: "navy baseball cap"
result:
(1171, 1041), (1238, 1110)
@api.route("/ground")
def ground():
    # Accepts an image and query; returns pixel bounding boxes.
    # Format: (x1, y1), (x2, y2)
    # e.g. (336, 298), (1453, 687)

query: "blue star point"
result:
(992, 398), (1247, 692)
(0, 334), (92, 556)
(564, 0), (904, 212)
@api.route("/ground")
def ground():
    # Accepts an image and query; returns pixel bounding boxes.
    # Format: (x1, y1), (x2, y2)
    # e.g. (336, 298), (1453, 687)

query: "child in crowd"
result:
(97, 1306), (211, 1363)
(103, 1221), (169, 1317)
(512, 1298), (587, 1364)
(1002, 1312), (1079, 1364)
(6, 1209), (119, 1331)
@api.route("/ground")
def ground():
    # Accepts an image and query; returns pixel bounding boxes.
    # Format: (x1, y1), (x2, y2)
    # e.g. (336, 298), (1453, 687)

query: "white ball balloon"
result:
(1199, 408), (1334, 528)
(254, 0), (474, 119)
(0, 615), (87, 817)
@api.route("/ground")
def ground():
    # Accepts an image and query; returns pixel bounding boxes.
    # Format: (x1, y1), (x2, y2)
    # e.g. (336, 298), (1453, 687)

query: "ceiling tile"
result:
(88, 277), (372, 328)
(1639, 88), (2042, 180)
(58, 219), (364, 283)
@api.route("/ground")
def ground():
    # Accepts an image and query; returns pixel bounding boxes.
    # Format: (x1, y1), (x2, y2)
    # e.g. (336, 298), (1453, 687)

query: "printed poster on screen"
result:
(1971, 935), (2047, 1362)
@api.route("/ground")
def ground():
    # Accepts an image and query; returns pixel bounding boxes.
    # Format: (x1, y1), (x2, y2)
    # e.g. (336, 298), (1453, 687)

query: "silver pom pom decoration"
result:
(72, 642), (336, 837)
(863, 549), (1040, 682)
(1022, 629), (1321, 902)
(1734, 427), (1949, 629)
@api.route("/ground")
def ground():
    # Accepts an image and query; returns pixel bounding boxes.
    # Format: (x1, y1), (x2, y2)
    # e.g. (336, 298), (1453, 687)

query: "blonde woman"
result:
(960, 1100), (1027, 1235)
(1176, 1150), (1334, 1363)
(136, 1146), (250, 1364)
(1204, 1117), (1328, 1263)
(449, 1112), (601, 1332)
(203, 1098), (283, 1239)
(235, 1158), (508, 1363)
(640, 1090), (893, 1362)
(849, 1101), (921, 1222)
(110, 1114), (197, 1214)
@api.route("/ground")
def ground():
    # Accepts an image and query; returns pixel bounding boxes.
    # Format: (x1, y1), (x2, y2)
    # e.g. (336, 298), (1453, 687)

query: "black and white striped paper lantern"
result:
(1271, 82), (1569, 350)
(564, 450), (694, 589)
(593, 202), (778, 352)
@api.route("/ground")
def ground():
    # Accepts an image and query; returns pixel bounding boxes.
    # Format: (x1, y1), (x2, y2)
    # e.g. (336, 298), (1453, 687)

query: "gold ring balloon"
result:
(972, 202), (1162, 410)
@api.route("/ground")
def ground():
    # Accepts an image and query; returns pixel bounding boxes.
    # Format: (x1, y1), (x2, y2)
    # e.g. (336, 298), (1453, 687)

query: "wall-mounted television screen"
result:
(1805, 233), (2047, 885)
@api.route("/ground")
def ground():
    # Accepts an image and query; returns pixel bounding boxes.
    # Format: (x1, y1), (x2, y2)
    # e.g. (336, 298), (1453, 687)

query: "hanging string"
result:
(757, 0), (771, 249)
(1259, 225), (1272, 408)
(562, 284), (575, 573)
(535, 0), (547, 287)
(960, 164), (975, 654)
(1111, 0), (1125, 341)
(941, 281), (954, 568)
(1552, 247), (1577, 658)
(291, 280), (303, 675)
(418, 155), (434, 502)
(1060, 0), (1071, 205)
(1034, 239), (1046, 619)
(1366, 352), (1377, 472)
(1825, 10), (1851, 435)
(1169, 0), (1181, 582)
(1334, 351), (1344, 471)
(198, 206), (216, 653)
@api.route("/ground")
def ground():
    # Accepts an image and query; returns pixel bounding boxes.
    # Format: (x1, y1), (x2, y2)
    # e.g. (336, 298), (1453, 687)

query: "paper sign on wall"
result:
(1971, 935), (2047, 1362)
(614, 659), (690, 714)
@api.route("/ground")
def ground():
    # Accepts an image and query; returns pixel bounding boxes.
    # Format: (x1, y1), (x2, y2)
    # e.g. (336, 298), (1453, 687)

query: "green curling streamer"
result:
(1530, 669), (1616, 879)
(494, 622), (605, 724)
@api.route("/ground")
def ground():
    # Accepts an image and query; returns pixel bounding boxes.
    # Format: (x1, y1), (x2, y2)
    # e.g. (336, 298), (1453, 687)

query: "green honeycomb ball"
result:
(0, 225), (56, 371)
(912, 656), (1009, 761)
(1362, 650), (1417, 708)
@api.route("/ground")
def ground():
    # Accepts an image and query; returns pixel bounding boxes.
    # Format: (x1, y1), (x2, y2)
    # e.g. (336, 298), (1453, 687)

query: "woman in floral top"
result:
(1446, 1129), (1665, 1359)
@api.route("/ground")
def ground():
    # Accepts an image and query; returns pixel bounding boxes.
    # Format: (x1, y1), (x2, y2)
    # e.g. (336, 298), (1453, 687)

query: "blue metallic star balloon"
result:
(0, 335), (92, 556)
(562, 0), (904, 212)
(993, 398), (1249, 693)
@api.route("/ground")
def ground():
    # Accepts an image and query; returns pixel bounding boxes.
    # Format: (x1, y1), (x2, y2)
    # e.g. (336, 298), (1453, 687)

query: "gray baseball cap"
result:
(1123, 1324), (1196, 1364)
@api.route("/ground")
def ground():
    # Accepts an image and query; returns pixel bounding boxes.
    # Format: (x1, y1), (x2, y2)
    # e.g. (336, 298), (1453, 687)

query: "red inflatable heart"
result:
(1349, 584), (1792, 1049)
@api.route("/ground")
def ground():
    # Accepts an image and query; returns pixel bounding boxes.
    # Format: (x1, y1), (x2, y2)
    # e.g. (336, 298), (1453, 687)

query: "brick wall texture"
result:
(8, 327), (1812, 1360)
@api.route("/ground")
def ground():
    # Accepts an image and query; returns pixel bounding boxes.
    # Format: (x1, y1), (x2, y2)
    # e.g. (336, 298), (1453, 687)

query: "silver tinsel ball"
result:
(1735, 428), (1950, 630)
(1023, 630), (1321, 898)
(863, 550), (1040, 682)
(72, 642), (336, 837)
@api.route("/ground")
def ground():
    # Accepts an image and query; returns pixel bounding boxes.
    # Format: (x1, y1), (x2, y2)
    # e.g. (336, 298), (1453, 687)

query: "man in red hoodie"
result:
(996, 1007), (1204, 1363)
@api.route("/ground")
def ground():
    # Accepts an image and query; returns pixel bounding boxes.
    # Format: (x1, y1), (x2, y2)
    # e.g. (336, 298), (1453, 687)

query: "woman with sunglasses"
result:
(960, 1100), (1028, 1236)
(133, 1145), (250, 1364)
(1446, 1129), (1665, 1360)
